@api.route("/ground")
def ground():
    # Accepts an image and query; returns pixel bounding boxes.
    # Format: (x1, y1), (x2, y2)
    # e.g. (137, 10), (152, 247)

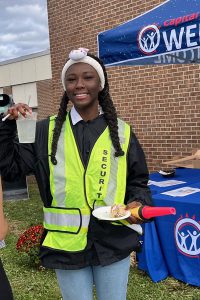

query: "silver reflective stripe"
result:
(104, 120), (125, 206)
(53, 124), (67, 207)
(44, 212), (90, 228)
(94, 203), (104, 209)
(126, 224), (143, 235)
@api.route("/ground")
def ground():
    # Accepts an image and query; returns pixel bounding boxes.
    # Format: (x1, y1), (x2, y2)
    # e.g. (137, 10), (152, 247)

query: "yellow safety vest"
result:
(42, 113), (131, 252)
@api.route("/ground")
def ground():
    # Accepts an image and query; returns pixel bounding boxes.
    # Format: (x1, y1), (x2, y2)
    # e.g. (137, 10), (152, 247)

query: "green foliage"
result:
(2, 183), (200, 299)
(2, 184), (61, 299)
(127, 267), (200, 300)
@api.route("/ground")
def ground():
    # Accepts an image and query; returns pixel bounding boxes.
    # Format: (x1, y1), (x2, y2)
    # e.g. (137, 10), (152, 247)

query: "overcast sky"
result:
(0, 0), (49, 62)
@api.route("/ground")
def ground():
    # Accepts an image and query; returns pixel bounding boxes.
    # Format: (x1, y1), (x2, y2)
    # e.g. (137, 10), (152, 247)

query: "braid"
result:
(88, 54), (124, 157)
(99, 87), (124, 157)
(51, 91), (69, 165)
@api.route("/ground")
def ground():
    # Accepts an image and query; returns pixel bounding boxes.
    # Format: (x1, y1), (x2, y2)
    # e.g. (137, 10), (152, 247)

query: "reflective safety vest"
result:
(42, 113), (133, 252)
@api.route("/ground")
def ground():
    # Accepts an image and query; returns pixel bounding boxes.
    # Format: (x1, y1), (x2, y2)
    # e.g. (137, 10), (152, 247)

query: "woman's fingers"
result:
(126, 215), (143, 224)
(126, 201), (142, 210)
(126, 201), (143, 224)
(7, 107), (18, 119)
(7, 103), (32, 120)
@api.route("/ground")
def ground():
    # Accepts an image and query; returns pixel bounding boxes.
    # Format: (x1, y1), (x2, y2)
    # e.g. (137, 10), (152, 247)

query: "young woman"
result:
(0, 177), (14, 300)
(0, 48), (152, 300)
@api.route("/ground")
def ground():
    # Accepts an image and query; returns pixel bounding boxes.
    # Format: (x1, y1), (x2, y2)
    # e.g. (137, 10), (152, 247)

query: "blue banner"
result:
(98, 0), (200, 65)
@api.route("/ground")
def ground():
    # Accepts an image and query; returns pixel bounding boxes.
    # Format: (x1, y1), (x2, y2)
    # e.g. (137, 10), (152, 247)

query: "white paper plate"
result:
(92, 206), (131, 221)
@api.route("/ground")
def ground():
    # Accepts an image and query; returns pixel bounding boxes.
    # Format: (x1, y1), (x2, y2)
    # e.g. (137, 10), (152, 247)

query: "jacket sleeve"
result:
(125, 129), (152, 206)
(0, 118), (38, 181)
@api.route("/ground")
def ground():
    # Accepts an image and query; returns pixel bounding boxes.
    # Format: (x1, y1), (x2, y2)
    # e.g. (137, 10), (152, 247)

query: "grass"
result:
(2, 183), (200, 300)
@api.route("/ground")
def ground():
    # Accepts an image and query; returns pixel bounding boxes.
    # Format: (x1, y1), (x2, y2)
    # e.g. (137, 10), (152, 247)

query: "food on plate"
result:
(110, 204), (127, 218)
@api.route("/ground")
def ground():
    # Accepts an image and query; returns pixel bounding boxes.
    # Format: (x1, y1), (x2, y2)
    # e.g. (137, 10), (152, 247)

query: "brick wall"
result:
(47, 0), (200, 172)
(36, 79), (55, 119)
(3, 86), (12, 95)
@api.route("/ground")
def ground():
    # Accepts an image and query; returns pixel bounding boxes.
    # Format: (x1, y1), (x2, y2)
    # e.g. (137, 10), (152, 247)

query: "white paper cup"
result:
(16, 112), (37, 143)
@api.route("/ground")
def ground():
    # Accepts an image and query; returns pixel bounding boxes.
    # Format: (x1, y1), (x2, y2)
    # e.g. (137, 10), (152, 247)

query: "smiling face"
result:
(65, 62), (102, 117)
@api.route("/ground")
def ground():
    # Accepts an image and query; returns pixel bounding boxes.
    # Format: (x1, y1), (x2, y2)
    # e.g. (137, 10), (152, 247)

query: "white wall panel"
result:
(0, 65), (11, 87)
(35, 55), (52, 81)
(12, 83), (37, 107)
(10, 62), (22, 85)
(0, 53), (51, 87)
(21, 59), (36, 83)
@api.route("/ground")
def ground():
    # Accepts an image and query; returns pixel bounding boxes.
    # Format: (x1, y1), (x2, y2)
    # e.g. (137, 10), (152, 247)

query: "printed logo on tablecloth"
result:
(174, 215), (200, 258)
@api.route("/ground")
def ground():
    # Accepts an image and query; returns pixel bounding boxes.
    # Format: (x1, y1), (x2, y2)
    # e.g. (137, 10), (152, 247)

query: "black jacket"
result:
(0, 113), (152, 269)
(0, 259), (13, 300)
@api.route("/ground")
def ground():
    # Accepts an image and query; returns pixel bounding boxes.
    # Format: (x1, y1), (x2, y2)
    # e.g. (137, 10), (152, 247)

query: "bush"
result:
(16, 224), (44, 267)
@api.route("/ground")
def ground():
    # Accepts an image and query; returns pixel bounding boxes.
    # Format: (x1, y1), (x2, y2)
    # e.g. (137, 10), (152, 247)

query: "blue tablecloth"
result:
(137, 223), (168, 282)
(138, 168), (200, 286)
(149, 167), (200, 195)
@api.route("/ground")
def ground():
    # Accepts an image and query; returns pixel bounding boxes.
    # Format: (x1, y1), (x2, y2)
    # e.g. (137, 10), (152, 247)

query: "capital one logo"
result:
(138, 24), (160, 54)
(175, 216), (200, 258)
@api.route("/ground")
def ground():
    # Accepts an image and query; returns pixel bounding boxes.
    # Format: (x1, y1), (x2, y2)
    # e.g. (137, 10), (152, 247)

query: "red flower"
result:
(16, 225), (44, 266)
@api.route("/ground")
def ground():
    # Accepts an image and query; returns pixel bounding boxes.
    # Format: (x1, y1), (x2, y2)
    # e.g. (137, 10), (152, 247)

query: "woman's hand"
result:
(125, 201), (143, 224)
(6, 103), (32, 120)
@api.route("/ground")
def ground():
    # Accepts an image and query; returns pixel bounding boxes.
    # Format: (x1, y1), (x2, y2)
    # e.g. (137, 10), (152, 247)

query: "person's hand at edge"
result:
(6, 103), (32, 120)
(125, 201), (143, 224)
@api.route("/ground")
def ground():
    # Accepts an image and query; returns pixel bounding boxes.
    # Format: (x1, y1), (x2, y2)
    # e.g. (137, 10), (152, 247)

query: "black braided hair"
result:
(88, 54), (124, 157)
(51, 52), (124, 165)
(50, 91), (69, 165)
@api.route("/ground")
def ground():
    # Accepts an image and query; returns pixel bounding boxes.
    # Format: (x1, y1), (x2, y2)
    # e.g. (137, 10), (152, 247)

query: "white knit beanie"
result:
(61, 48), (105, 90)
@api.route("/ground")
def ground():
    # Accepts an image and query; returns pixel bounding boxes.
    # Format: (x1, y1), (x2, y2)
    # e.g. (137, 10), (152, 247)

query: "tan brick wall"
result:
(3, 86), (12, 95)
(36, 79), (55, 119)
(47, 0), (200, 172)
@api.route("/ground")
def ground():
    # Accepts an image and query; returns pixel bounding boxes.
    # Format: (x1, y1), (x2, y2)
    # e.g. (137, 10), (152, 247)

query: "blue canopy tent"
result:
(98, 0), (200, 66)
